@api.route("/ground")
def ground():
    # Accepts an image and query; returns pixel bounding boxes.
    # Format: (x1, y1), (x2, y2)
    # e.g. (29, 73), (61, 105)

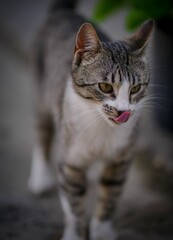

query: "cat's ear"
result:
(126, 19), (154, 54)
(74, 23), (102, 65)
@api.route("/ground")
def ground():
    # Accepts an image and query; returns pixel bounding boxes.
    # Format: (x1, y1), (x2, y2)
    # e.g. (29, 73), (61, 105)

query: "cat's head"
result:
(71, 20), (154, 125)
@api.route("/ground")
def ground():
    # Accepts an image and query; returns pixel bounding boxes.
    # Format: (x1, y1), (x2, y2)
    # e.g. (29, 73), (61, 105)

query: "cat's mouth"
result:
(108, 111), (131, 124)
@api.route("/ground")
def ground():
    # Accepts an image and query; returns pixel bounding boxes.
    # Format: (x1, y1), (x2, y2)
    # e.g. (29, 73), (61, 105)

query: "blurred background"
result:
(0, 0), (173, 239)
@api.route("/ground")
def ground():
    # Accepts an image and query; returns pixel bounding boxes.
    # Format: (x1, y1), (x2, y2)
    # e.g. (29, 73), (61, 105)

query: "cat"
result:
(28, 0), (154, 239)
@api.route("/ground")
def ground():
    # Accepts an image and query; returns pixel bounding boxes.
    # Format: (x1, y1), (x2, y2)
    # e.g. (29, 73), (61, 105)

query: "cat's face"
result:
(72, 20), (153, 125)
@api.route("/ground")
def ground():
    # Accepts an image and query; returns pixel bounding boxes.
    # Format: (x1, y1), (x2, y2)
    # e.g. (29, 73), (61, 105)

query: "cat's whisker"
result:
(149, 65), (166, 70)
(63, 105), (96, 115)
(69, 109), (98, 121)
(149, 83), (167, 88)
(64, 104), (96, 112)
(137, 101), (161, 109)
(141, 100), (170, 110)
(140, 95), (169, 104)
(137, 100), (170, 113)
(76, 110), (106, 140)
(89, 115), (106, 144)
(141, 109), (158, 116)
(77, 118), (97, 140)
(54, 105), (98, 122)
(75, 112), (99, 136)
(147, 92), (168, 97)
(83, 113), (103, 143)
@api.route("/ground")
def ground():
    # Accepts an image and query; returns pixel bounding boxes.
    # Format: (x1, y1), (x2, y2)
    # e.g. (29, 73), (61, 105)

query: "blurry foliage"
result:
(93, 0), (173, 30)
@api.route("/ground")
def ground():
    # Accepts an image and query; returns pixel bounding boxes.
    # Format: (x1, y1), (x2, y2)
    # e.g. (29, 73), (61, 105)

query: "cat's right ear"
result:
(73, 23), (102, 66)
(126, 19), (154, 54)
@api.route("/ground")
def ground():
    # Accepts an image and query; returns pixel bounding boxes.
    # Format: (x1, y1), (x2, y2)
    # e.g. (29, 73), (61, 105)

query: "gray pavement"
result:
(0, 0), (173, 239)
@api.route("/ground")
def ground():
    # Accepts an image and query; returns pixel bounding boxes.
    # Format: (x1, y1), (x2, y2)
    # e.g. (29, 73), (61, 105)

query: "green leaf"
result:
(93, 0), (125, 21)
(127, 0), (173, 20)
(126, 9), (150, 30)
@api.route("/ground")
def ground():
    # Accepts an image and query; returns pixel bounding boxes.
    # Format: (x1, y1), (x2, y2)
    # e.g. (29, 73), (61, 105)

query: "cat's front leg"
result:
(28, 112), (56, 195)
(90, 161), (129, 240)
(58, 163), (87, 240)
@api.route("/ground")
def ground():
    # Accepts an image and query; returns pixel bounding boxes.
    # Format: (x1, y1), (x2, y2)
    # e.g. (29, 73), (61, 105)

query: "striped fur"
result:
(95, 161), (129, 221)
(58, 164), (87, 238)
(72, 39), (150, 103)
(28, 6), (154, 239)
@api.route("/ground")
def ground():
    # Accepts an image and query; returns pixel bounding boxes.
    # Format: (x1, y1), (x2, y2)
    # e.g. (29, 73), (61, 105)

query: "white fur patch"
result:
(60, 231), (83, 240)
(90, 218), (117, 240)
(28, 146), (56, 195)
(105, 81), (130, 112)
(60, 193), (83, 240)
(60, 193), (76, 222)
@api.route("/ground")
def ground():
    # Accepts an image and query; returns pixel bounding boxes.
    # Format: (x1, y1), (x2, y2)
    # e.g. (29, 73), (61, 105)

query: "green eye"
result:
(131, 84), (141, 94)
(99, 83), (113, 94)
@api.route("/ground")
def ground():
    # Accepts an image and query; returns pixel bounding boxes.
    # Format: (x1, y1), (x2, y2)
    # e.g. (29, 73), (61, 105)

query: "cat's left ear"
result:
(126, 19), (154, 54)
(74, 23), (102, 65)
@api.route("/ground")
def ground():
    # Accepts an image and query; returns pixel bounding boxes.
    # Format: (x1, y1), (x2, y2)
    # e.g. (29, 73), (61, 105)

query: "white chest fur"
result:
(62, 79), (137, 167)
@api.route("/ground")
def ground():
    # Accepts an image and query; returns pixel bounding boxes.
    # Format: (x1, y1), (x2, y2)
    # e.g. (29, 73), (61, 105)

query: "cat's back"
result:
(33, 10), (85, 112)
(40, 11), (85, 80)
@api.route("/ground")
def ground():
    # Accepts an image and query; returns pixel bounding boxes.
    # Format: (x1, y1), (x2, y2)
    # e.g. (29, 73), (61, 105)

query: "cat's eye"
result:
(99, 83), (113, 94)
(131, 84), (141, 94)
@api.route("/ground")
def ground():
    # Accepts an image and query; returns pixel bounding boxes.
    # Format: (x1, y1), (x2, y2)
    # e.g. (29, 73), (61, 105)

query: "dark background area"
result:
(0, 0), (173, 239)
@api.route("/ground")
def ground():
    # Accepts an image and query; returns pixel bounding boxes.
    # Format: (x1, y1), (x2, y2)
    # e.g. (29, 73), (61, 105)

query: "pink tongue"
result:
(114, 111), (130, 123)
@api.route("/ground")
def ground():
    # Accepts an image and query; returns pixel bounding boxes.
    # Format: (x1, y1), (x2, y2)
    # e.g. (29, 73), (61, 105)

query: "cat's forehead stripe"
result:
(107, 70), (120, 84)
(110, 67), (135, 85)
(111, 73), (115, 83)
(110, 41), (129, 66)
(127, 70), (135, 85)
(104, 42), (137, 85)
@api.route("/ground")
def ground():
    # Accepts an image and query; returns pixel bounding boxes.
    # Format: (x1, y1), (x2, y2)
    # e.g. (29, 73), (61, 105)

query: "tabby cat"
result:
(28, 1), (154, 239)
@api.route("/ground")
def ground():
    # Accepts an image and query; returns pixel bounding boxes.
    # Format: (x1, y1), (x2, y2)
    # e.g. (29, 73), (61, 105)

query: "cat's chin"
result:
(99, 107), (135, 126)
(99, 114), (128, 127)
(101, 116), (121, 127)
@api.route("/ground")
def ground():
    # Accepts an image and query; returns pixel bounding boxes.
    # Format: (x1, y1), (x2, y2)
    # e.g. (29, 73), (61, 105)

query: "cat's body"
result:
(28, 1), (154, 239)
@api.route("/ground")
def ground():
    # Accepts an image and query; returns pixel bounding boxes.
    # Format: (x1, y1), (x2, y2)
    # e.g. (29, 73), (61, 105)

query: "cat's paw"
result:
(90, 218), (117, 240)
(60, 236), (83, 240)
(28, 148), (57, 195)
(60, 226), (84, 240)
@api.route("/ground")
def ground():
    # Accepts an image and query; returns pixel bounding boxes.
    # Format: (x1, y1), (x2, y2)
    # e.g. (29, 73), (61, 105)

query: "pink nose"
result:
(114, 111), (131, 123)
